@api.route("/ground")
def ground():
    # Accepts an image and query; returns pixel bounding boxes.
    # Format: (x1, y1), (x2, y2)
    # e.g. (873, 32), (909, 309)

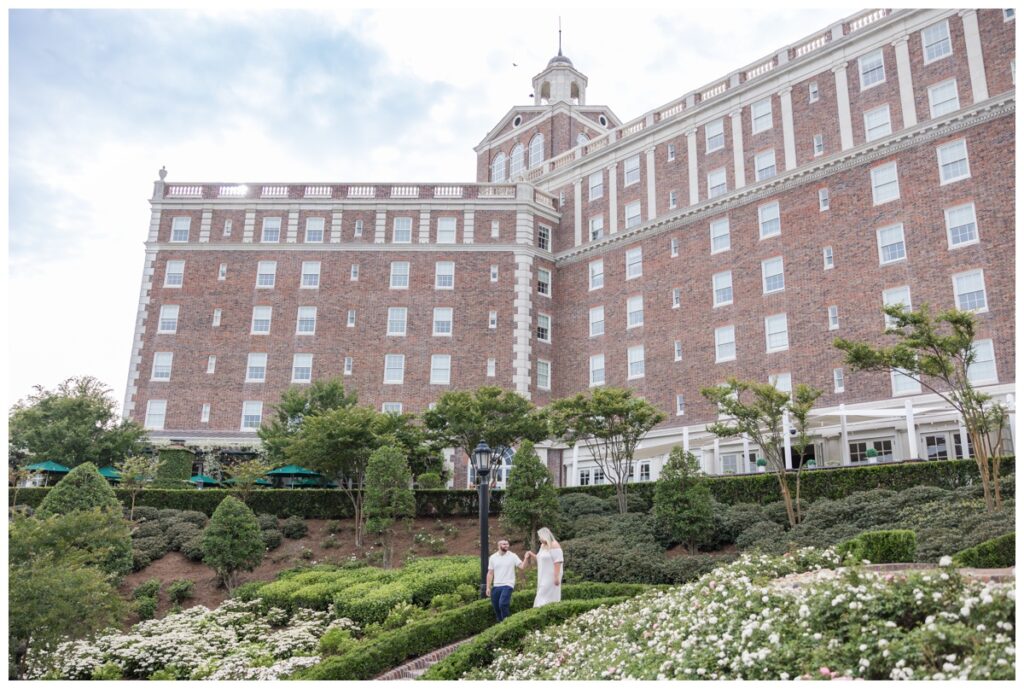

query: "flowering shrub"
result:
(24, 598), (358, 680)
(469, 548), (1015, 680)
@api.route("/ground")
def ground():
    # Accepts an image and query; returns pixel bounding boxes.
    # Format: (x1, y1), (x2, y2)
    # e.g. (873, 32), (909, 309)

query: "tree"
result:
(258, 379), (358, 463)
(226, 457), (272, 505)
(201, 496), (264, 593)
(548, 387), (666, 514)
(423, 387), (549, 486)
(117, 454), (162, 520)
(375, 412), (445, 479)
(501, 441), (561, 551)
(702, 379), (821, 527)
(653, 448), (715, 555)
(36, 462), (121, 518)
(286, 404), (383, 547)
(9, 508), (133, 580)
(835, 305), (1009, 511)
(8, 376), (146, 468)
(363, 445), (415, 568)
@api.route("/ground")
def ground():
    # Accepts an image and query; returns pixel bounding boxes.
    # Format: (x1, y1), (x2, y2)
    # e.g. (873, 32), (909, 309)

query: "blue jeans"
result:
(490, 585), (513, 622)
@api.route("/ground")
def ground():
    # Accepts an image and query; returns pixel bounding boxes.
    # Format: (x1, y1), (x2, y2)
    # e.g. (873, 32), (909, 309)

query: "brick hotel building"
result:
(125, 8), (1016, 487)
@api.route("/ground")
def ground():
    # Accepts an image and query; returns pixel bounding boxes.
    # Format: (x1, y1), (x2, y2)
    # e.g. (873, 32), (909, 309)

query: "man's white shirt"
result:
(488, 551), (522, 587)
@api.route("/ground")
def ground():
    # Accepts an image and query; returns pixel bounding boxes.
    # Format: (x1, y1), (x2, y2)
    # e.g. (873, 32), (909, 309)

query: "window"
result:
(589, 216), (604, 241)
(953, 270), (987, 312)
(864, 105), (892, 141)
(833, 367), (845, 393)
(670, 238), (679, 256)
(751, 98), (773, 133)
(672, 288), (682, 309)
(850, 439), (894, 463)
(968, 339), (997, 384)
(537, 225), (550, 250)
(589, 354), (606, 386)
(758, 201), (780, 238)
(625, 247), (643, 279)
(343, 357), (353, 375)
(624, 201), (642, 229)
(859, 49), (885, 90)
(171, 217), (191, 242)
(437, 217), (457, 243)
(638, 462), (651, 481)
(297, 306), (316, 334)
(945, 203), (978, 248)
(509, 144), (525, 179)
(349, 264), (359, 281)
(589, 171), (604, 200)
(676, 394), (686, 416)
(393, 217), (412, 243)
(715, 325), (736, 362)
(924, 434), (950, 461)
(382, 402), (403, 414)
(1005, 8), (1015, 20)
(435, 261), (454, 289)
(809, 81), (819, 103)
(251, 306), (272, 334)
(674, 340), (683, 361)
(246, 353), (267, 382)
(707, 168), (727, 198)
(207, 355), (216, 374)
(770, 372), (792, 393)
(589, 306), (605, 337)
(201, 403), (210, 423)
(241, 401), (263, 430)
(627, 295), (644, 328)
(669, 190), (678, 209)
(164, 260), (184, 287)
(877, 224), (906, 264)
(489, 311), (497, 329)
(390, 262), (410, 289)
(578, 469), (592, 486)
(819, 188), (830, 211)
(536, 313), (551, 342)
(754, 150), (777, 180)
(624, 155), (641, 186)
(487, 358), (496, 377)
(922, 20), (952, 63)
(430, 354), (451, 385)
(300, 261), (320, 288)
(218, 263), (227, 280)
(491, 220), (500, 238)
(765, 313), (789, 352)
(305, 217), (324, 243)
(151, 352), (173, 381)
(710, 217), (730, 253)
(387, 307), (408, 336)
(158, 305), (179, 333)
(706, 118), (725, 151)
(261, 217), (281, 243)
(255, 261), (277, 288)
(883, 286), (912, 328)
(871, 162), (900, 204)
(667, 143), (676, 161)
(529, 134), (544, 168)
(354, 219), (364, 237)
(292, 354), (313, 383)
(533, 268), (551, 298)
(433, 307), (453, 336)
(892, 368), (922, 396)
(223, 219), (232, 238)
(928, 79), (960, 118)
(145, 400), (166, 430)
(589, 259), (604, 290)
(713, 271), (733, 307)
(828, 305), (840, 330)
(627, 345), (645, 379)
(383, 354), (405, 384)
(761, 257), (785, 294)
(938, 140), (970, 184)
(537, 359), (551, 390)
(491, 152), (506, 182)
(813, 134), (824, 156)
(212, 309), (222, 327)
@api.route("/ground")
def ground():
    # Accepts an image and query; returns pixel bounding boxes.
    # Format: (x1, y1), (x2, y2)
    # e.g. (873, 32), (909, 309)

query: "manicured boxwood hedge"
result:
(12, 458), (1012, 518)
(837, 529), (918, 564)
(952, 532), (1015, 568)
(292, 582), (649, 680)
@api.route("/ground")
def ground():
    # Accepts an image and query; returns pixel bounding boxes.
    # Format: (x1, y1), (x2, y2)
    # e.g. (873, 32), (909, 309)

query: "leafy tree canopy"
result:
(258, 379), (358, 463)
(501, 440), (561, 550)
(201, 496), (264, 592)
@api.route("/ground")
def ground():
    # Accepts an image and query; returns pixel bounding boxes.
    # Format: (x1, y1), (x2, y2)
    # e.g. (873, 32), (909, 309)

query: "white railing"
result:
(390, 185), (419, 198)
(659, 101), (685, 120)
(167, 185), (203, 197)
(849, 8), (889, 33)
(622, 119), (646, 135)
(347, 185), (376, 198)
(702, 82), (727, 101)
(534, 192), (555, 209)
(524, 167), (545, 182)
(550, 151), (574, 171)
(794, 33), (829, 57)
(433, 185), (463, 198)
(585, 136), (610, 154)
(218, 185), (247, 198)
(261, 185), (288, 198)
(479, 185), (516, 198)
(745, 59), (775, 80)
(304, 185), (332, 198)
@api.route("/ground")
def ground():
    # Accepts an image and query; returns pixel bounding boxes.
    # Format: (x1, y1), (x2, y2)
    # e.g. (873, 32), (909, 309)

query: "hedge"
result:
(952, 532), (1015, 569)
(12, 458), (1012, 518)
(292, 582), (650, 680)
(422, 596), (631, 679)
(838, 529), (918, 564)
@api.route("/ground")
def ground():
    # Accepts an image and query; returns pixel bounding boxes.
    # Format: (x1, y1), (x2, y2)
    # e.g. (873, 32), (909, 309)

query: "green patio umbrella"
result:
(98, 466), (122, 481)
(189, 474), (221, 486)
(291, 477), (337, 488)
(265, 465), (321, 477)
(25, 461), (70, 473)
(223, 477), (272, 486)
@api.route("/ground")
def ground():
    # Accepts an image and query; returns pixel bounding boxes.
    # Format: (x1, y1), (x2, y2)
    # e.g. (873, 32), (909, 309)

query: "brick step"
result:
(375, 636), (475, 681)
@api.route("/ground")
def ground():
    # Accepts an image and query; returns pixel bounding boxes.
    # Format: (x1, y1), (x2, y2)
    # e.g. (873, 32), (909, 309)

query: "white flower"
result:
(939, 556), (953, 567)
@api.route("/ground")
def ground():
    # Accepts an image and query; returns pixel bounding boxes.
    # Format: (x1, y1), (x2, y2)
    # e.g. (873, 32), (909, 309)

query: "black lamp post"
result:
(473, 441), (493, 599)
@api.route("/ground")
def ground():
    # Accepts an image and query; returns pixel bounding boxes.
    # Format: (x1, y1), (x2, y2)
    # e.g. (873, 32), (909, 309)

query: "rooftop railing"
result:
(162, 183), (531, 203)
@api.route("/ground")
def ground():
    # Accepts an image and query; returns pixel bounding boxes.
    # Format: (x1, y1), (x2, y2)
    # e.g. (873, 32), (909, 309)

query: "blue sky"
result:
(7, 6), (854, 412)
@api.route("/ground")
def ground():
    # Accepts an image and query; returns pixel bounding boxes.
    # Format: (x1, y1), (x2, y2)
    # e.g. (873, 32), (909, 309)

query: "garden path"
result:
(375, 637), (477, 680)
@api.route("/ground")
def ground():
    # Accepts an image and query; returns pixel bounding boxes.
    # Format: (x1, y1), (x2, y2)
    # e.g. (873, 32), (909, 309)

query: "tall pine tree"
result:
(501, 441), (560, 551)
(653, 448), (715, 555)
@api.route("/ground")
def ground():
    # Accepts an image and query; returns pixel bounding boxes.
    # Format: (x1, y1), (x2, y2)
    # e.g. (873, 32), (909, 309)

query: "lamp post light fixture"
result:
(473, 441), (493, 598)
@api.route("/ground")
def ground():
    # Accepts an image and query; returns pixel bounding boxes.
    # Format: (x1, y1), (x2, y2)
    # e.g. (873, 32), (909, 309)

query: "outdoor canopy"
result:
(265, 465), (321, 477)
(24, 461), (70, 473)
(189, 474), (221, 486)
(98, 466), (122, 480)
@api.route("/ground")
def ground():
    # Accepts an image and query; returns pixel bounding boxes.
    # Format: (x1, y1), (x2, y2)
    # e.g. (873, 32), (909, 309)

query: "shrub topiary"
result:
(132, 549), (153, 571)
(719, 503), (768, 543)
(36, 463), (121, 517)
(455, 583), (478, 603)
(157, 508), (184, 522)
(91, 663), (123, 680)
(132, 578), (161, 600)
(133, 596), (157, 620)
(166, 522), (201, 551)
(167, 578), (195, 604)
(281, 516), (308, 539)
(319, 628), (357, 656)
(257, 513), (279, 531)
(261, 529), (283, 550)
(762, 499), (808, 527)
(321, 534), (340, 549)
(176, 510), (209, 528)
(132, 506), (160, 522)
(735, 521), (786, 551)
(430, 593), (463, 611)
(952, 532), (1015, 568)
(558, 493), (613, 522)
(133, 521), (165, 539)
(324, 519), (341, 534)
(202, 496), (264, 592)
(838, 529), (917, 564)
(133, 534), (171, 562)
(383, 601), (427, 629)
(416, 472), (444, 490)
(181, 533), (205, 561)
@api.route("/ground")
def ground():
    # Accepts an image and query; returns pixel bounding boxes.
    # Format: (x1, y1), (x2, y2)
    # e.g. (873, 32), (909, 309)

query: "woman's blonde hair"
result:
(537, 527), (556, 545)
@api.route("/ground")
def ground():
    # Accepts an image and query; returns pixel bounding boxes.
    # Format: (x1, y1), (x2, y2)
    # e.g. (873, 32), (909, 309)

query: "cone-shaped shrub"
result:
(201, 496), (264, 592)
(37, 462), (120, 517)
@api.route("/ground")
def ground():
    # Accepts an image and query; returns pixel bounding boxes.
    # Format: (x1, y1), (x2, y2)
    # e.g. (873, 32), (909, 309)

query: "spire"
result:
(558, 17), (562, 56)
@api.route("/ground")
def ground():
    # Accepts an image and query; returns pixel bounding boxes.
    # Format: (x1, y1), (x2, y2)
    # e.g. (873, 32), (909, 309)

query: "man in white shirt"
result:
(485, 539), (530, 622)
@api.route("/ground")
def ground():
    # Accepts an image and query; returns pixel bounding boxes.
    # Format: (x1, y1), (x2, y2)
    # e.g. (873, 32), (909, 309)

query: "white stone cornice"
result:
(145, 240), (557, 261)
(890, 34), (910, 47)
(831, 61), (849, 74)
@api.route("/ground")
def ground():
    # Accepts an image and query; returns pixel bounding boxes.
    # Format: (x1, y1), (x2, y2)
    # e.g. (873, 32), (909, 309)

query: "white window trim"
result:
(710, 218), (730, 254)
(291, 354), (313, 384)
(625, 247), (643, 280)
(921, 19), (952, 65)
(952, 269), (989, 314)
(170, 217), (191, 243)
(758, 201), (781, 239)
(164, 260), (185, 288)
(819, 188), (830, 211)
(707, 168), (727, 198)
(241, 401), (263, 431)
(715, 325), (736, 363)
(435, 262), (455, 290)
(537, 359), (551, 391)
(588, 259), (604, 291)
(858, 49), (886, 91)
(626, 295), (644, 329)
(928, 78), (960, 119)
(589, 354), (605, 387)
(713, 271), (733, 308)
(305, 217), (325, 243)
(761, 257), (785, 294)
(260, 217), (281, 243)
(833, 368), (845, 393)
(157, 305), (179, 334)
(870, 162), (900, 205)
(537, 268), (552, 298)
(627, 345), (645, 380)
(751, 98), (773, 134)
(945, 202), (979, 249)
(430, 354), (452, 385)
(251, 306), (272, 335)
(390, 262), (410, 290)
(623, 155), (641, 187)
(589, 306), (605, 338)
(706, 118), (726, 152)
(392, 217), (413, 244)
(765, 313), (789, 353)
(968, 339), (999, 385)
(387, 307), (408, 336)
(296, 306), (316, 335)
(536, 313), (552, 343)
(891, 368), (922, 396)
(245, 353), (267, 383)
(624, 201), (642, 229)
(876, 224), (907, 265)
(937, 139), (971, 185)
(255, 261), (277, 289)
(823, 246), (834, 270)
(145, 400), (167, 431)
(433, 307), (453, 337)
(150, 352), (173, 381)
(754, 149), (777, 181)
(300, 261), (321, 289)
(863, 104), (892, 142)
(383, 354), (405, 384)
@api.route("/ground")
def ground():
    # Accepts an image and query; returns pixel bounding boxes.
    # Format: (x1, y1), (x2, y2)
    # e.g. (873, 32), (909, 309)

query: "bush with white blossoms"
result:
(469, 548), (1015, 681)
(24, 599), (359, 680)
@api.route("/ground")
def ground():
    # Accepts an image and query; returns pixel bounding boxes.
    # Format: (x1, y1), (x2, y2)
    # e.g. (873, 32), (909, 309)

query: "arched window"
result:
(529, 134), (545, 169)
(491, 152), (507, 183)
(470, 446), (516, 489)
(576, 133), (589, 147)
(509, 144), (525, 179)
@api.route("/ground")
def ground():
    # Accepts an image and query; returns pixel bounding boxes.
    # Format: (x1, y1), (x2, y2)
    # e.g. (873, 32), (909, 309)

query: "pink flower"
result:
(820, 667), (832, 677)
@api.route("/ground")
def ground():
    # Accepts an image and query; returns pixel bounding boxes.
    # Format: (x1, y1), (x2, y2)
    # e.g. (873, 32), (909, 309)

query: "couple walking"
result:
(485, 527), (563, 622)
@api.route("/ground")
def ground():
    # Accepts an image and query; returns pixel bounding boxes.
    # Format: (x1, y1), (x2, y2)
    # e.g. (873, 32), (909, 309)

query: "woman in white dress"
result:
(530, 527), (564, 607)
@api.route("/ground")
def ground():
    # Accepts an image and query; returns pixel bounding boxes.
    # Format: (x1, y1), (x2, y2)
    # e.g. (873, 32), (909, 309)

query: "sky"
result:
(6, 3), (858, 415)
